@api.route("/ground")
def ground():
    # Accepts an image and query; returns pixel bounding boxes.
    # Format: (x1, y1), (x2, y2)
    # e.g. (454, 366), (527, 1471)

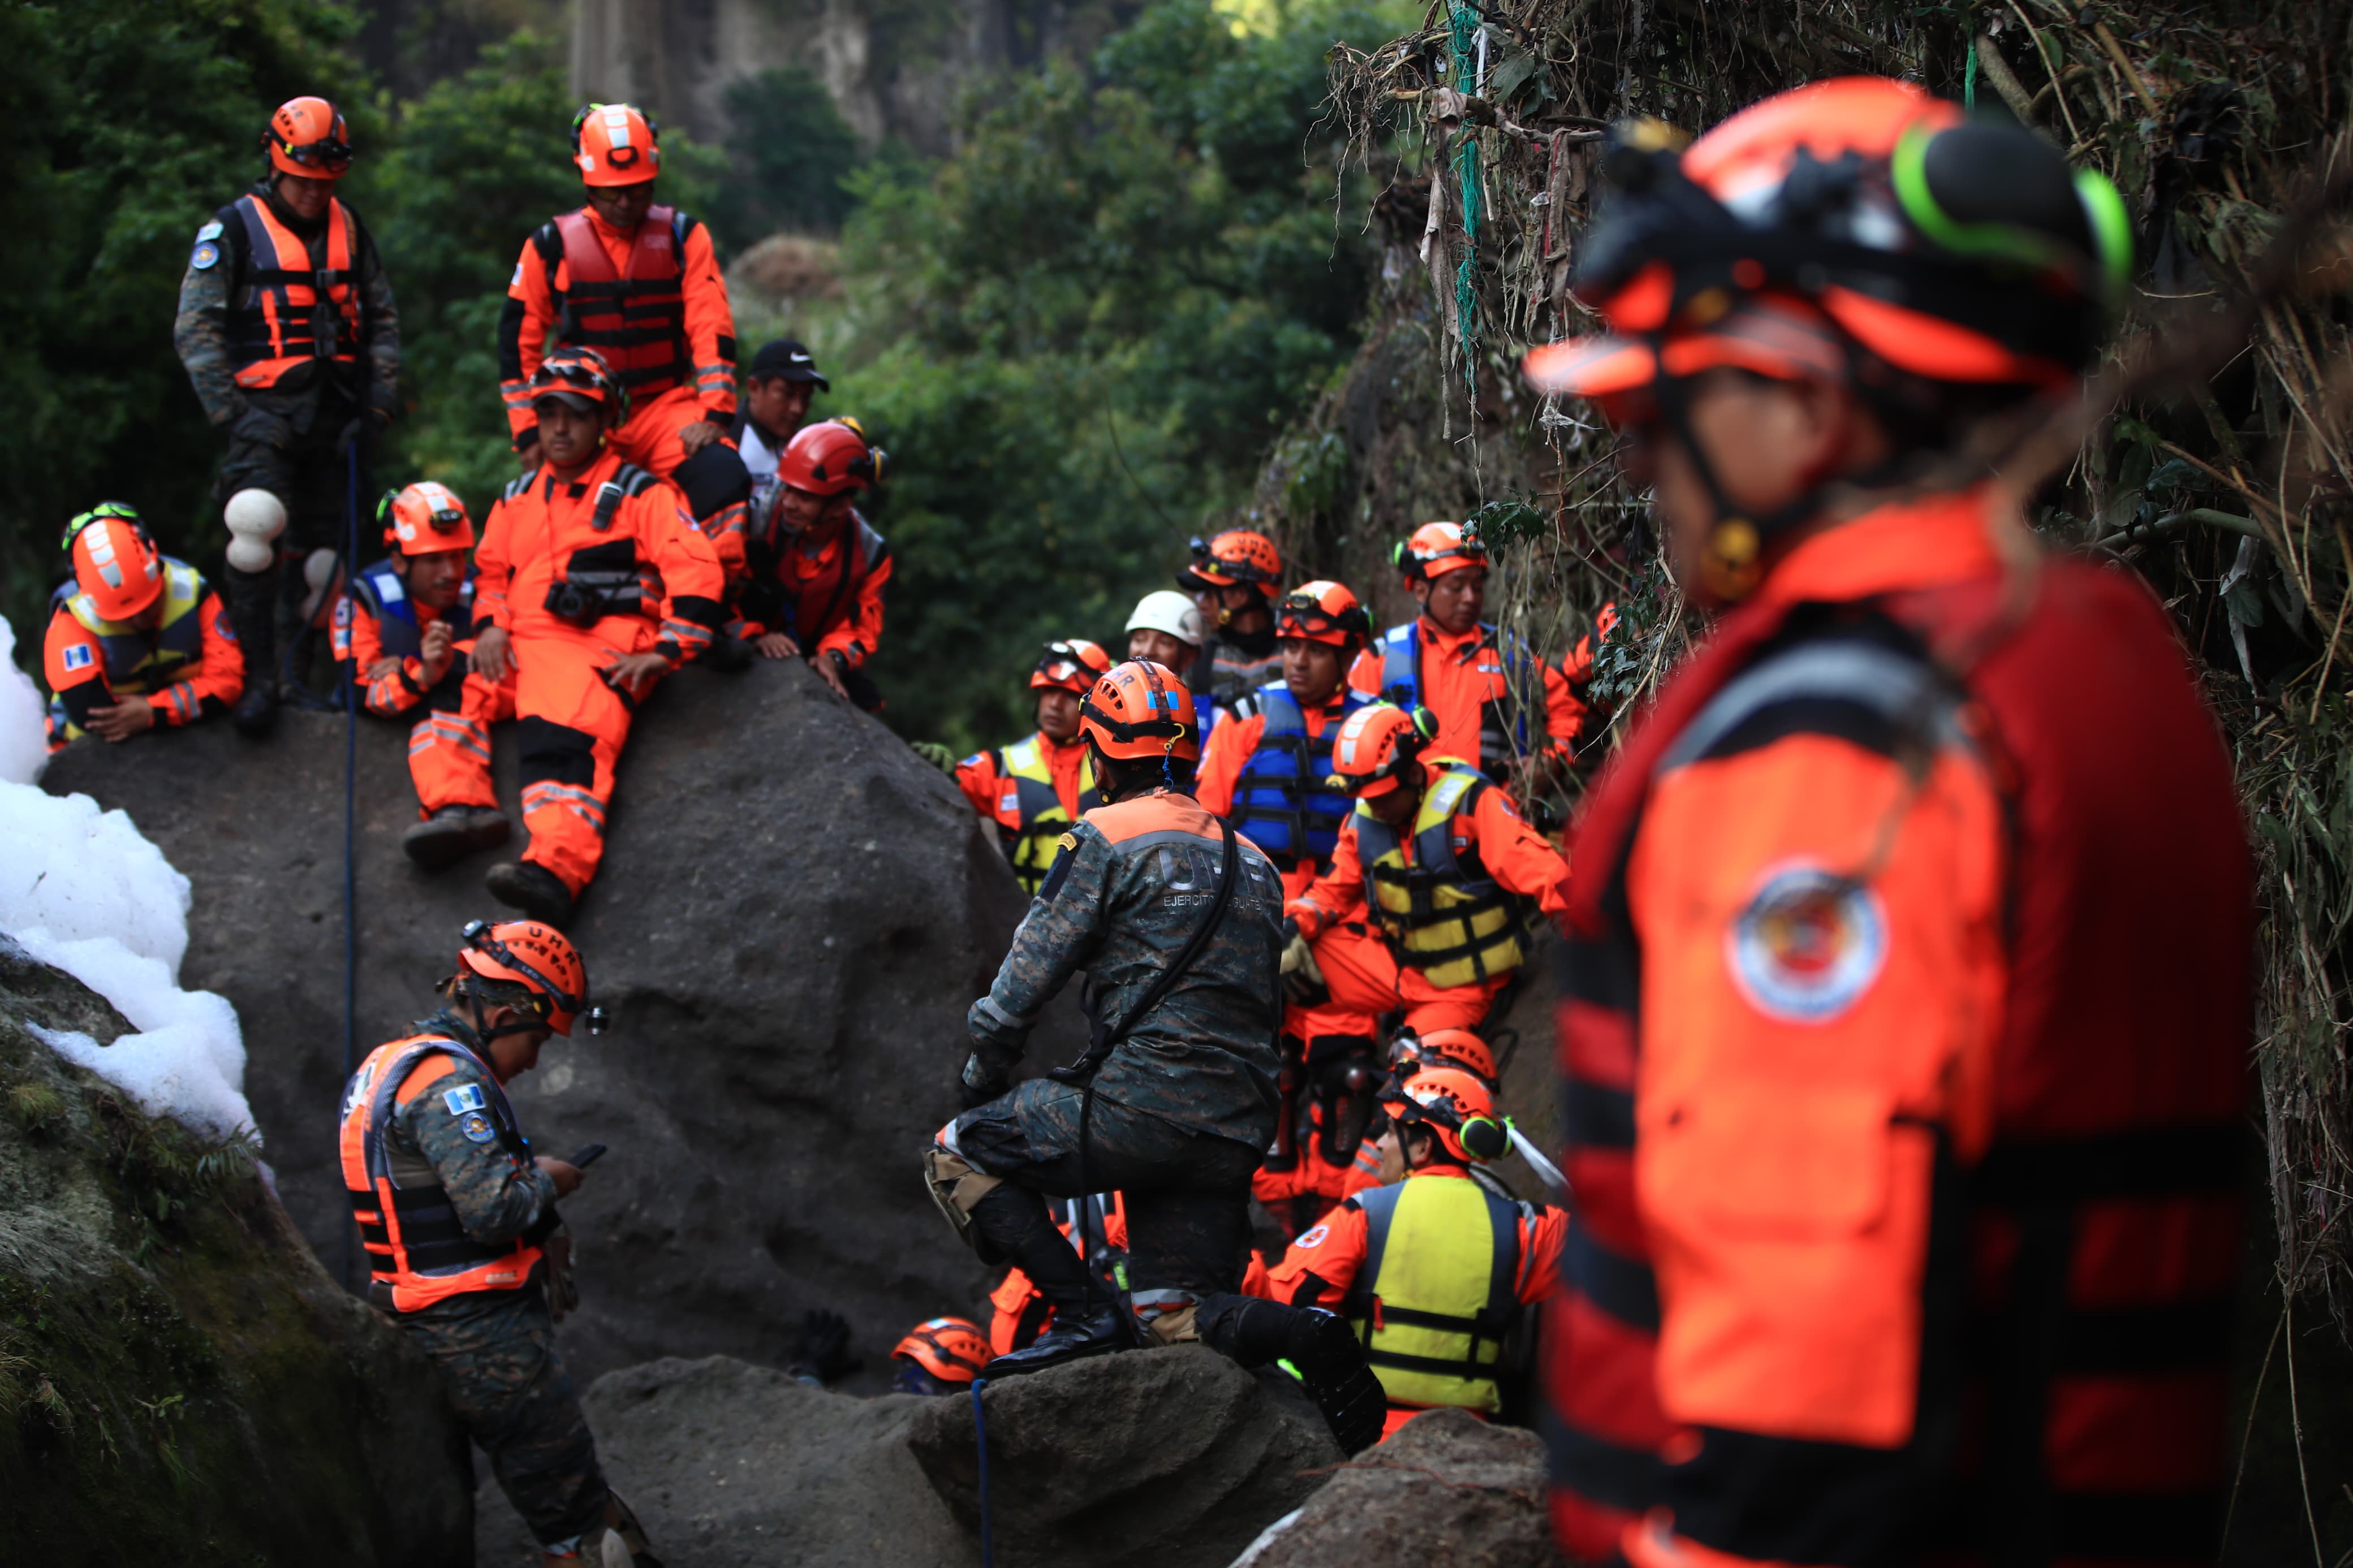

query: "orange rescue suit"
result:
(1548, 489), (2251, 1567)
(1347, 618), (1587, 779)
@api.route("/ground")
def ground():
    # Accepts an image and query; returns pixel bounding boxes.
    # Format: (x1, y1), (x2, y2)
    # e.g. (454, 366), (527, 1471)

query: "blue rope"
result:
(341, 439), (360, 1290)
(971, 1377), (994, 1568)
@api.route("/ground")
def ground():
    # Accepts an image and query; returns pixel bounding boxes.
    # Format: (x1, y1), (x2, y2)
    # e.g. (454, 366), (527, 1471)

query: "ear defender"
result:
(1459, 1113), (1509, 1163)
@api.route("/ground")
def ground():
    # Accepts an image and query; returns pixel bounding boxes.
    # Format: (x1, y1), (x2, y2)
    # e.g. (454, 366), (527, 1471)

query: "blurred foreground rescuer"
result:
(1523, 79), (2251, 1566)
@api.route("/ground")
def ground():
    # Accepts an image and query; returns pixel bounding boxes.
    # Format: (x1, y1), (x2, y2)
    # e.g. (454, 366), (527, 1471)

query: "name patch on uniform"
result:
(61, 644), (93, 671)
(1294, 1223), (1330, 1249)
(459, 1112), (497, 1144)
(1726, 863), (1887, 1023)
(190, 241), (221, 270)
(443, 1083), (486, 1116)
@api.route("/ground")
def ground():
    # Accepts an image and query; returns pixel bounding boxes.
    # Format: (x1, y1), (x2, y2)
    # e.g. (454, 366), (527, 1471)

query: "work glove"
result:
(1280, 930), (1325, 1007)
(786, 1308), (860, 1386)
(910, 740), (959, 774)
(544, 1230), (581, 1322)
(960, 1051), (1011, 1110)
(231, 406), (294, 450)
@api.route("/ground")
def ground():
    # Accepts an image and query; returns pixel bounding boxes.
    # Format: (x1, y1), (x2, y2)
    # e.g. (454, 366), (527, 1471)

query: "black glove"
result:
(335, 406), (390, 458)
(959, 1051), (1010, 1110)
(786, 1307), (859, 1386)
(231, 407), (292, 449)
(1281, 917), (1300, 943)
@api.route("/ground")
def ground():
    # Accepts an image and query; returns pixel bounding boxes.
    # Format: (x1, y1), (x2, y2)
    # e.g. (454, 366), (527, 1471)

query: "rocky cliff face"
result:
(0, 936), (469, 1560)
(42, 657), (1084, 1388)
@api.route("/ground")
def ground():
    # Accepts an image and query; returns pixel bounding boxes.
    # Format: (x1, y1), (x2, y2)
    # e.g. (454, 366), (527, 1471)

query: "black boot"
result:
(1197, 1293), (1387, 1454)
(486, 861), (575, 925)
(971, 1186), (1131, 1376)
(224, 563), (279, 736)
(404, 806), (512, 871)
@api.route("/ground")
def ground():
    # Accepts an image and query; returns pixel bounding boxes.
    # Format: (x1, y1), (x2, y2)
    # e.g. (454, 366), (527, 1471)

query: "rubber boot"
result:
(486, 860), (575, 926)
(403, 806), (512, 871)
(973, 1186), (1131, 1376)
(223, 563), (279, 736)
(1197, 1293), (1387, 1454)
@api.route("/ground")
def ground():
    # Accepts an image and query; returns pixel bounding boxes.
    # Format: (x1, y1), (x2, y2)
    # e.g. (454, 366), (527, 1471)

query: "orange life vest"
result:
(543, 206), (692, 397)
(227, 192), (361, 388)
(338, 1031), (543, 1314)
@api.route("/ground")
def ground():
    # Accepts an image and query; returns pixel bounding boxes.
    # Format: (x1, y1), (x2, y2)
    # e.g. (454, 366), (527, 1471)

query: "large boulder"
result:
(43, 658), (1080, 1384)
(1234, 1406), (1557, 1568)
(0, 937), (471, 1561)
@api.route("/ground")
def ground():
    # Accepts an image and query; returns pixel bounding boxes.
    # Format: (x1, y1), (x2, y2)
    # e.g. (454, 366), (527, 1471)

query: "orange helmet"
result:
(1396, 521), (1487, 584)
(1080, 659), (1201, 763)
(378, 482), (475, 555)
(1381, 1066), (1507, 1164)
(1390, 1026), (1497, 1086)
(1524, 77), (2130, 405)
(1178, 529), (1283, 599)
(891, 1316), (990, 1388)
(572, 103), (661, 187)
(778, 419), (886, 497)
(62, 503), (165, 621)
(527, 345), (628, 424)
(455, 919), (605, 1037)
(1031, 638), (1114, 694)
(1327, 702), (1430, 798)
(265, 96), (352, 179)
(1273, 580), (1371, 649)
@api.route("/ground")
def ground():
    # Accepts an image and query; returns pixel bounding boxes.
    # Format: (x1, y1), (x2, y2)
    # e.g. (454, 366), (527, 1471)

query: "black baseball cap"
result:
(748, 338), (829, 390)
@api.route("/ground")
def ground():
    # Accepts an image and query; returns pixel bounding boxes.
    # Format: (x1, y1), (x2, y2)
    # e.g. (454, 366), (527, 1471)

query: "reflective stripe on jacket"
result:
(227, 192), (359, 388)
(337, 1034), (542, 1314)
(1352, 763), (1529, 987)
(1341, 1174), (1525, 1413)
(1229, 683), (1374, 869)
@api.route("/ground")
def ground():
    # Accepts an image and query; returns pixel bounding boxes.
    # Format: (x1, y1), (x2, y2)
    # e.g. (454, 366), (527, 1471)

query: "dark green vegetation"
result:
(0, 937), (467, 1560)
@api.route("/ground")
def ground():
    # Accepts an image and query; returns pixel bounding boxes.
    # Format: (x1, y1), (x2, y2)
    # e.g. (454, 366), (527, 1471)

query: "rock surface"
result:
(907, 1345), (1344, 1568)
(0, 937), (470, 1560)
(1236, 1406), (1558, 1568)
(44, 658), (1081, 1385)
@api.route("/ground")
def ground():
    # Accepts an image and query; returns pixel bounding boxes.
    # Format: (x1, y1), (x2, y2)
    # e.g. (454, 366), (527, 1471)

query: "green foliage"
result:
(711, 66), (867, 248)
(830, 0), (1399, 749)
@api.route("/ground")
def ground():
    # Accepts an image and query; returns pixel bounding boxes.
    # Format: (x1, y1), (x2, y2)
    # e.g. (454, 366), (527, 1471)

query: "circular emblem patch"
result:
(1725, 864), (1887, 1023)
(189, 241), (221, 270)
(1294, 1223), (1330, 1250)
(460, 1112), (497, 1144)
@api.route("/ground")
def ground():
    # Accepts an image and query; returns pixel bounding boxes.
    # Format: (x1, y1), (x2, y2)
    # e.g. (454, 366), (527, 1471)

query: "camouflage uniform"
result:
(175, 176), (399, 692)
(377, 1014), (607, 1550)
(951, 789), (1286, 1314)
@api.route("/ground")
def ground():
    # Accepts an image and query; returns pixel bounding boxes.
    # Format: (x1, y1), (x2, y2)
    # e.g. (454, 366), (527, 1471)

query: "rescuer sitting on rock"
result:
(329, 483), (517, 870)
(1176, 529), (1286, 712)
(461, 345), (725, 926)
(734, 418), (893, 708)
(339, 919), (660, 1568)
(1291, 702), (1568, 1037)
(1124, 589), (1204, 675)
(43, 503), (245, 748)
(923, 658), (1387, 1452)
(953, 638), (1113, 896)
(1256, 1069), (1565, 1442)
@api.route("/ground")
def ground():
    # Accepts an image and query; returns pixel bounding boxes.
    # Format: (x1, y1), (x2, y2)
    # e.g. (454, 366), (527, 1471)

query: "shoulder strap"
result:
(588, 480), (628, 533)
(613, 462), (657, 496)
(1049, 818), (1240, 1084)
(1339, 1184), (1402, 1319)
(503, 469), (538, 502)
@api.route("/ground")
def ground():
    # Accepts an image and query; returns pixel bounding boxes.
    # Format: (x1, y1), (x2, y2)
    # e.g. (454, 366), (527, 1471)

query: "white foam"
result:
(0, 616), (255, 1140)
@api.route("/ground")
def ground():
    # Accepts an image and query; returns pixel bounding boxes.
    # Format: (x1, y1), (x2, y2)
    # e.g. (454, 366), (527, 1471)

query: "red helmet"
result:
(778, 418), (886, 497)
(1031, 638), (1113, 694)
(1273, 580), (1371, 650)
(379, 482), (475, 555)
(455, 919), (605, 1037)
(1396, 521), (1487, 584)
(527, 345), (628, 424)
(266, 96), (351, 179)
(1327, 702), (1431, 799)
(572, 103), (661, 187)
(1080, 659), (1201, 764)
(892, 1317), (990, 1386)
(1178, 529), (1283, 599)
(1523, 77), (2130, 404)
(62, 503), (165, 621)
(1381, 1067), (1507, 1164)
(1390, 1026), (1497, 1086)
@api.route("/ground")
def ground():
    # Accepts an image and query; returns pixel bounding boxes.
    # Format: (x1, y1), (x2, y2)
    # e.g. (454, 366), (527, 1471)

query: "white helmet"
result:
(1125, 590), (1204, 650)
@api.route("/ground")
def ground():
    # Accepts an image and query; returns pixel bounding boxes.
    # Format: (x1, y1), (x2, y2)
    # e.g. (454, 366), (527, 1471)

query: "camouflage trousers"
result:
(949, 1077), (1264, 1299)
(401, 1288), (607, 1548)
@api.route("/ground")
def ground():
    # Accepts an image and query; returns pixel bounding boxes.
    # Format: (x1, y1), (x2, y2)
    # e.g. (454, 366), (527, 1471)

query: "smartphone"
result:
(567, 1143), (608, 1169)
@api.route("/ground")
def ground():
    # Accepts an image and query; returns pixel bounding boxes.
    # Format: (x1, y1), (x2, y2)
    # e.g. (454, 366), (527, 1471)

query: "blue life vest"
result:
(1372, 620), (1537, 778)
(347, 558), (475, 662)
(1227, 682), (1374, 868)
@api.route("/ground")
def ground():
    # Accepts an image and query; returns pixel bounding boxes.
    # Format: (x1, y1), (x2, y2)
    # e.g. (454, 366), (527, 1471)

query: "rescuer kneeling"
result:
(924, 658), (1387, 1453)
(339, 920), (658, 1567)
